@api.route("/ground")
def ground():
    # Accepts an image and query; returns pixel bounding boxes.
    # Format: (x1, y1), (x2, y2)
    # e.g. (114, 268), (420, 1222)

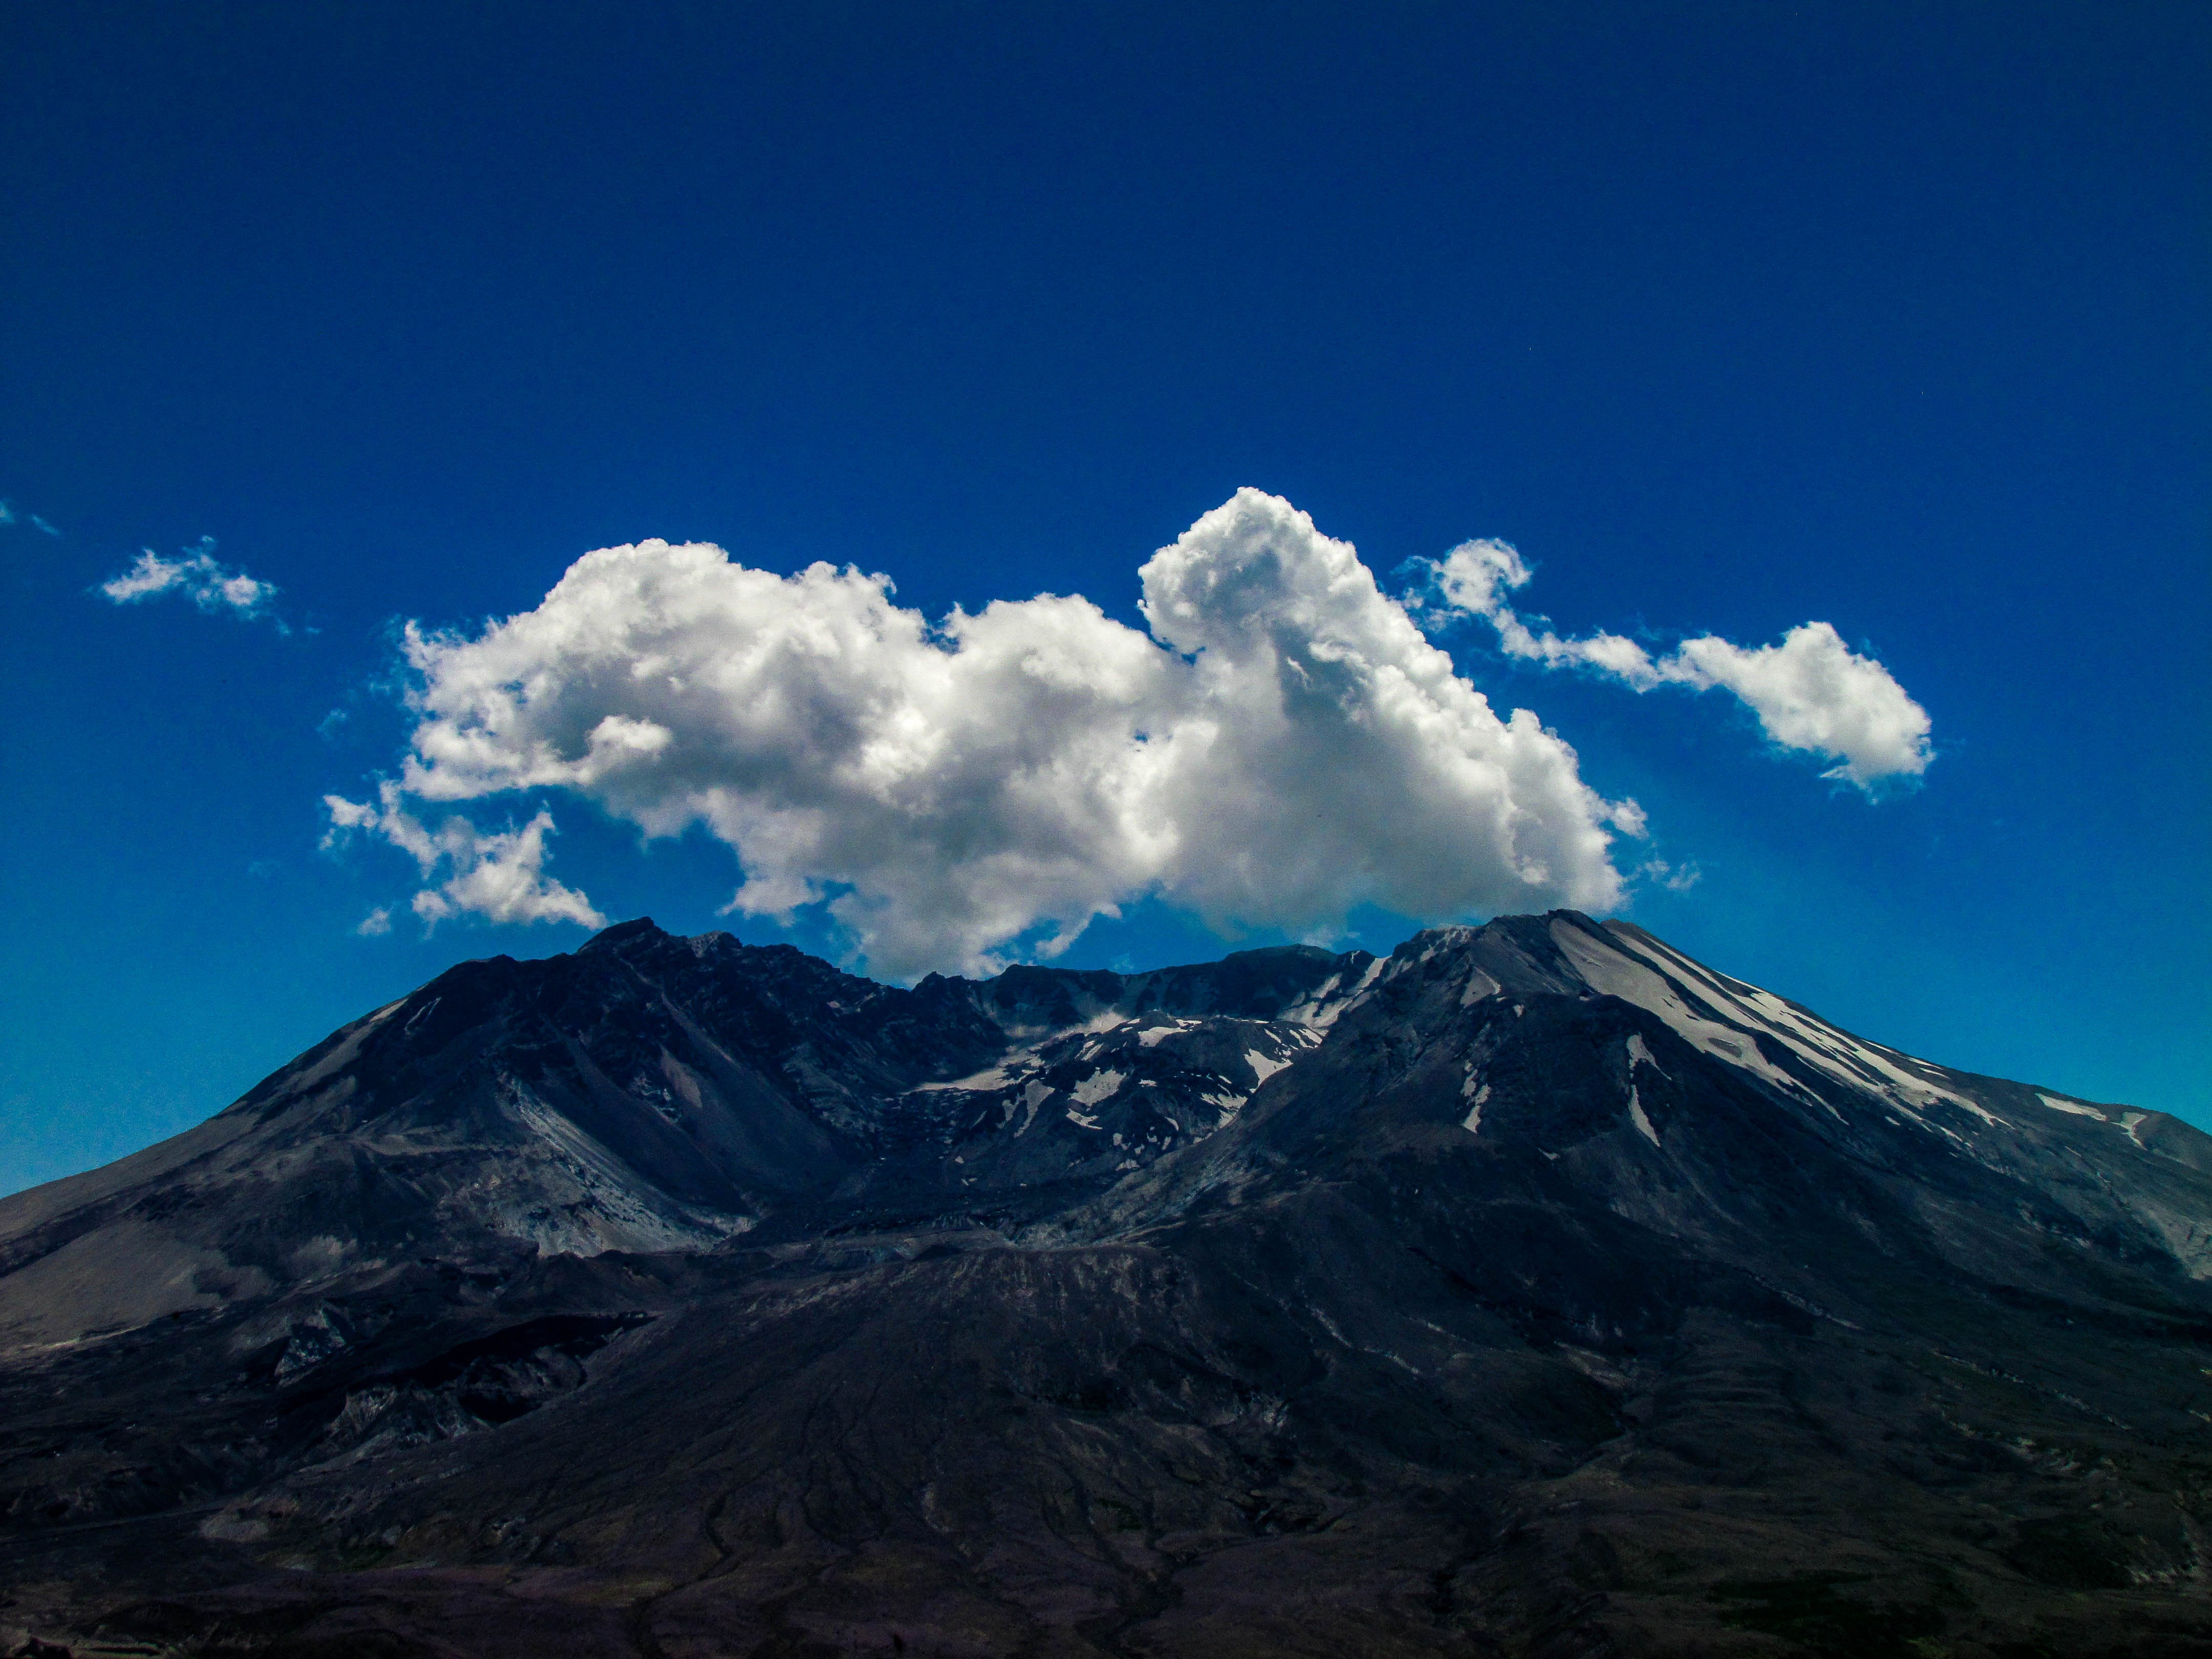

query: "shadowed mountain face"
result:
(2, 915), (2208, 1658)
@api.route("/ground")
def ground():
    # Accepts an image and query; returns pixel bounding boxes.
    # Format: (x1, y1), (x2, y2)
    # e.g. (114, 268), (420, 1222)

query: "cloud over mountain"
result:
(1426, 539), (1932, 789)
(332, 491), (1642, 976)
(325, 782), (604, 932)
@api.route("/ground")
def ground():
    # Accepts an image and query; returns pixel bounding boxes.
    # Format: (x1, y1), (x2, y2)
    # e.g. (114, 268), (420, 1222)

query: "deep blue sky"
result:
(4, 1), (2206, 1194)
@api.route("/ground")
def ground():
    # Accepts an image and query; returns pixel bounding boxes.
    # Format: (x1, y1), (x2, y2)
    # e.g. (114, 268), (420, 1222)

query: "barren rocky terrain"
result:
(3, 913), (2208, 1656)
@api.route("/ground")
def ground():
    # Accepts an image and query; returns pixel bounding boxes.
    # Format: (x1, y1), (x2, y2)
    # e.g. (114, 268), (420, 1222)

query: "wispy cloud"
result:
(1422, 540), (1932, 791)
(1637, 858), (1703, 894)
(324, 782), (605, 931)
(98, 538), (285, 628)
(1, 500), (62, 537)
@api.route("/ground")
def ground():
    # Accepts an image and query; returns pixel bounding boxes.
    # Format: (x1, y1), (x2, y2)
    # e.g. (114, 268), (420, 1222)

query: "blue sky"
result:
(3, 1), (2206, 1195)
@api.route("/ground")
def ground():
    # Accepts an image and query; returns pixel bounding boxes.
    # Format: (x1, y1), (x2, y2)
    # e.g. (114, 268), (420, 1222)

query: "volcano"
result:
(3, 913), (2208, 1657)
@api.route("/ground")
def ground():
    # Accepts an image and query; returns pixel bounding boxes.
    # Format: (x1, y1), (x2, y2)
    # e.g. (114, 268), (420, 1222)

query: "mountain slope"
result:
(2, 914), (2208, 1658)
(0, 924), (1369, 1352)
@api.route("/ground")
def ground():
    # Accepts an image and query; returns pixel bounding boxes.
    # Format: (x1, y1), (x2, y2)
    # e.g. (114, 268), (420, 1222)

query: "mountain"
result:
(2, 913), (2208, 1658)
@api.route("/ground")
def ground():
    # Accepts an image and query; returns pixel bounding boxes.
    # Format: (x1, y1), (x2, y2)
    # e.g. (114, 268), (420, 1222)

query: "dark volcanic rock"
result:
(2, 914), (2208, 1657)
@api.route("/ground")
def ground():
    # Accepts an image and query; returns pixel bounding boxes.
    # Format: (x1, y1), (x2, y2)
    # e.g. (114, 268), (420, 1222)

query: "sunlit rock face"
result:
(3, 914), (2208, 1656)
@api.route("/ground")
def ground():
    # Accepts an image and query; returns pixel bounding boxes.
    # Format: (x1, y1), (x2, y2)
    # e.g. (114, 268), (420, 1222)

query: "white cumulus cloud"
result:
(99, 538), (282, 625)
(1426, 539), (1932, 789)
(332, 490), (1645, 976)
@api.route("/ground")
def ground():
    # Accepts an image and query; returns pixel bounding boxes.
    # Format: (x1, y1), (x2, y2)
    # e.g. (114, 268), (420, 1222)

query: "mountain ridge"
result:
(2, 913), (2208, 1657)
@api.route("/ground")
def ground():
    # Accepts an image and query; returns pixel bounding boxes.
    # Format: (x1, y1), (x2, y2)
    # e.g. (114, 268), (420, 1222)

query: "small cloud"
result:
(30, 515), (59, 538)
(1422, 540), (1933, 792)
(98, 538), (284, 629)
(0, 501), (14, 525)
(355, 906), (394, 937)
(324, 782), (605, 932)
(1637, 858), (1702, 893)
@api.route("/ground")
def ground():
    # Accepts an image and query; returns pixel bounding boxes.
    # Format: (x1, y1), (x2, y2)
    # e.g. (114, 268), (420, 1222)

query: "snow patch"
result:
(1607, 925), (2001, 1128)
(1070, 1069), (1125, 1107)
(1286, 955), (1389, 1030)
(918, 1058), (1029, 1092)
(1013, 1078), (1054, 1137)
(1552, 921), (1812, 1104)
(1626, 1084), (1660, 1147)
(1245, 1049), (1291, 1087)
(2038, 1093), (2108, 1121)
(1281, 972), (1341, 1026)
(1206, 1091), (1249, 1125)
(1461, 1082), (1491, 1135)
(1625, 1033), (1667, 1078)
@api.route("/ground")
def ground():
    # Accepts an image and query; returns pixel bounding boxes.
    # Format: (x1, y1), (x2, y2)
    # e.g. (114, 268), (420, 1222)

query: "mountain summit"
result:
(3, 916), (2207, 1657)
